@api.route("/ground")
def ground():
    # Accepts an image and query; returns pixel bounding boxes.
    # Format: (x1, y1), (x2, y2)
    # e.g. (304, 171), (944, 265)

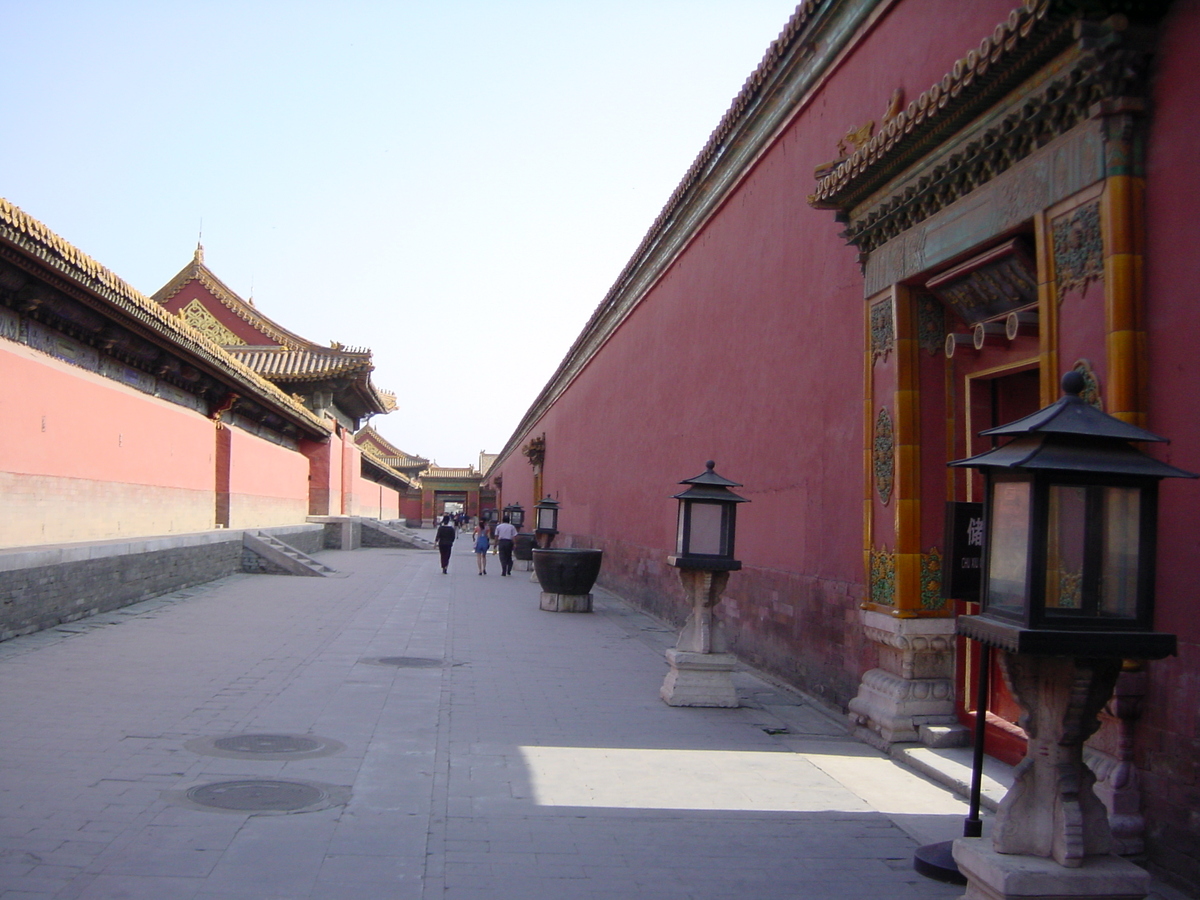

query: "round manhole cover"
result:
(212, 734), (321, 755)
(186, 780), (326, 812)
(376, 656), (443, 668)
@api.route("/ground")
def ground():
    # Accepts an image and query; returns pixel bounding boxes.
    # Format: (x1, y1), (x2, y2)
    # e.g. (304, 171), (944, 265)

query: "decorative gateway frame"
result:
(808, 0), (1155, 618)
(818, 0), (1161, 760)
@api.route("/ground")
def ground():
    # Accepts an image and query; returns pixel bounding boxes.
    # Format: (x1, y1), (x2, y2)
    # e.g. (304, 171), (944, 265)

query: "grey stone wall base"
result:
(0, 523), (329, 642)
(0, 530), (244, 641)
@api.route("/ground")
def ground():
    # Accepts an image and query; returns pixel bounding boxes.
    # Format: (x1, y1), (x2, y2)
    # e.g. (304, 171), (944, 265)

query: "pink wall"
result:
(1140, 3), (1200, 885)
(226, 426), (309, 528)
(1, 341), (214, 488)
(0, 341), (216, 545)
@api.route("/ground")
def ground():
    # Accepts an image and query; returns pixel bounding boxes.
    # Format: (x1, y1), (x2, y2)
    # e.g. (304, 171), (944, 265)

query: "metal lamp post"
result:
(660, 461), (749, 707)
(943, 372), (1195, 900)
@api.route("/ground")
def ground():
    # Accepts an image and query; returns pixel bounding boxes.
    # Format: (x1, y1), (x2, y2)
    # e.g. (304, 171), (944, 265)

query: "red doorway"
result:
(955, 366), (1040, 765)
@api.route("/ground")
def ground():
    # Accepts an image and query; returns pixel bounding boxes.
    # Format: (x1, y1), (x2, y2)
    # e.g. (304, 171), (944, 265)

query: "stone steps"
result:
(243, 531), (340, 577)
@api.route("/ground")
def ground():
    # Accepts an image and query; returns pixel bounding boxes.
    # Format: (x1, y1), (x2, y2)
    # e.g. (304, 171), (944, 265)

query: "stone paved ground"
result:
(0, 538), (1016, 899)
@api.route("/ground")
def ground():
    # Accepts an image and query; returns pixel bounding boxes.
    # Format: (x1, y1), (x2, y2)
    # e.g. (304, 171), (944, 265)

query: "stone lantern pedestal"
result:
(951, 653), (1150, 900)
(660, 569), (738, 708)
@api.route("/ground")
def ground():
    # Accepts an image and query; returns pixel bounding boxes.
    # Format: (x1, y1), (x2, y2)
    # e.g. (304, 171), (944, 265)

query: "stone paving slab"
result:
(0, 537), (1177, 899)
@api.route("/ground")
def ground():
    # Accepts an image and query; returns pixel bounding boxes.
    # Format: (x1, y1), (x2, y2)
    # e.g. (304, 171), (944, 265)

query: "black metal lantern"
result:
(504, 503), (525, 529)
(952, 372), (1196, 657)
(669, 461), (749, 571)
(534, 496), (560, 535)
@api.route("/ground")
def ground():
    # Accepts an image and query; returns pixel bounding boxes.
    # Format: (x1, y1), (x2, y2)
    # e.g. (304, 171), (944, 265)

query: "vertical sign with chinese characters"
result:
(942, 501), (984, 602)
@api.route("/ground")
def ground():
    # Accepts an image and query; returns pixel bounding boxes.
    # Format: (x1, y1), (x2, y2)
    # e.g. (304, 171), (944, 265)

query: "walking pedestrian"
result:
(495, 514), (517, 576)
(472, 519), (491, 575)
(435, 515), (456, 574)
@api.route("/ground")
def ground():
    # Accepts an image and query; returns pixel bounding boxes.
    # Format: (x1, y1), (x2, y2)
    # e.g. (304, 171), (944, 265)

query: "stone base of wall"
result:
(0, 531), (242, 641)
(0, 524), (327, 641)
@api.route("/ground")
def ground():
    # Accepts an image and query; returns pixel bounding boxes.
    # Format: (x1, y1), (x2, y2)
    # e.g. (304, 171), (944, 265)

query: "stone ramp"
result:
(242, 530), (340, 577)
(361, 518), (433, 549)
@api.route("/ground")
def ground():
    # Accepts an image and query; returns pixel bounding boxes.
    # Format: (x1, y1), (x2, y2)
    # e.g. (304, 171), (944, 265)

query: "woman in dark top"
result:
(435, 515), (456, 574)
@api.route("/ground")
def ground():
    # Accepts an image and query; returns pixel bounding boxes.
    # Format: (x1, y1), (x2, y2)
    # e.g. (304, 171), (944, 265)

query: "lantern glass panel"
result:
(986, 479), (1031, 617)
(536, 506), (556, 531)
(1100, 486), (1141, 618)
(687, 501), (726, 556)
(1044, 485), (1086, 611)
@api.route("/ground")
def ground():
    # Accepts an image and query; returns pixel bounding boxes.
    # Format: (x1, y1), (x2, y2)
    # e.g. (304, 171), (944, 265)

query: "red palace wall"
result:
(225, 426), (309, 529)
(0, 340), (216, 546)
(490, 9), (1200, 886)
(1140, 2), (1200, 881)
(489, 0), (1026, 707)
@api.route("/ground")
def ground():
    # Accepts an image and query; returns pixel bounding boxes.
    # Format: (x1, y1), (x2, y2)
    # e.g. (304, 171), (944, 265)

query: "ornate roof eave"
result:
(360, 446), (416, 490)
(152, 252), (311, 351)
(0, 198), (331, 440)
(226, 345), (375, 381)
(353, 424), (425, 466)
(807, 5), (1158, 255)
(808, 1), (1071, 214)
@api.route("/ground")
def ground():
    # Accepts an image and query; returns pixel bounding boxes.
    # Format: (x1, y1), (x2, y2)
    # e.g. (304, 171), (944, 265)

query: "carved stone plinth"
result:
(539, 592), (592, 613)
(660, 650), (738, 708)
(660, 568), (738, 708)
(953, 838), (1149, 900)
(1086, 669), (1148, 857)
(994, 654), (1122, 867)
(847, 610), (958, 746)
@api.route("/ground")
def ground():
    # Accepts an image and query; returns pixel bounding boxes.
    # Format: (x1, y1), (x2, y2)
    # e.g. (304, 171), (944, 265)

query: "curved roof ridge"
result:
(0, 197), (330, 435)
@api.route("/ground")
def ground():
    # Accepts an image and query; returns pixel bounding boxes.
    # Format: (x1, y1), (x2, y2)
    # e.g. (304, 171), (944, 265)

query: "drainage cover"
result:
(375, 656), (443, 668)
(212, 734), (320, 755)
(184, 732), (344, 760)
(186, 780), (325, 812)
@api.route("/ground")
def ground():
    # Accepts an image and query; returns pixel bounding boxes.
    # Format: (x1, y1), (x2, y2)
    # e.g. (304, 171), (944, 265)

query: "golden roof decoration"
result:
(180, 298), (246, 346)
(152, 254), (309, 350)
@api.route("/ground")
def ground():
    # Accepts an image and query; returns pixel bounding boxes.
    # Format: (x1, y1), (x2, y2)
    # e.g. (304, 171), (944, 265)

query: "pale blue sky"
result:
(4, 1), (798, 466)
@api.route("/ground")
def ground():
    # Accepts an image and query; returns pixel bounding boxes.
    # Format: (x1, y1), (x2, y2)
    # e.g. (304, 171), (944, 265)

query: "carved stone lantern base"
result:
(660, 649), (738, 707)
(952, 839), (1149, 900)
(950, 653), (1149, 900)
(660, 568), (739, 708)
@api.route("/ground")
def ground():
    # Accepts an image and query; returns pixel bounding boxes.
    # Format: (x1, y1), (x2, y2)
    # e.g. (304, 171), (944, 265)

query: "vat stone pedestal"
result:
(532, 548), (602, 614)
(539, 591), (592, 613)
